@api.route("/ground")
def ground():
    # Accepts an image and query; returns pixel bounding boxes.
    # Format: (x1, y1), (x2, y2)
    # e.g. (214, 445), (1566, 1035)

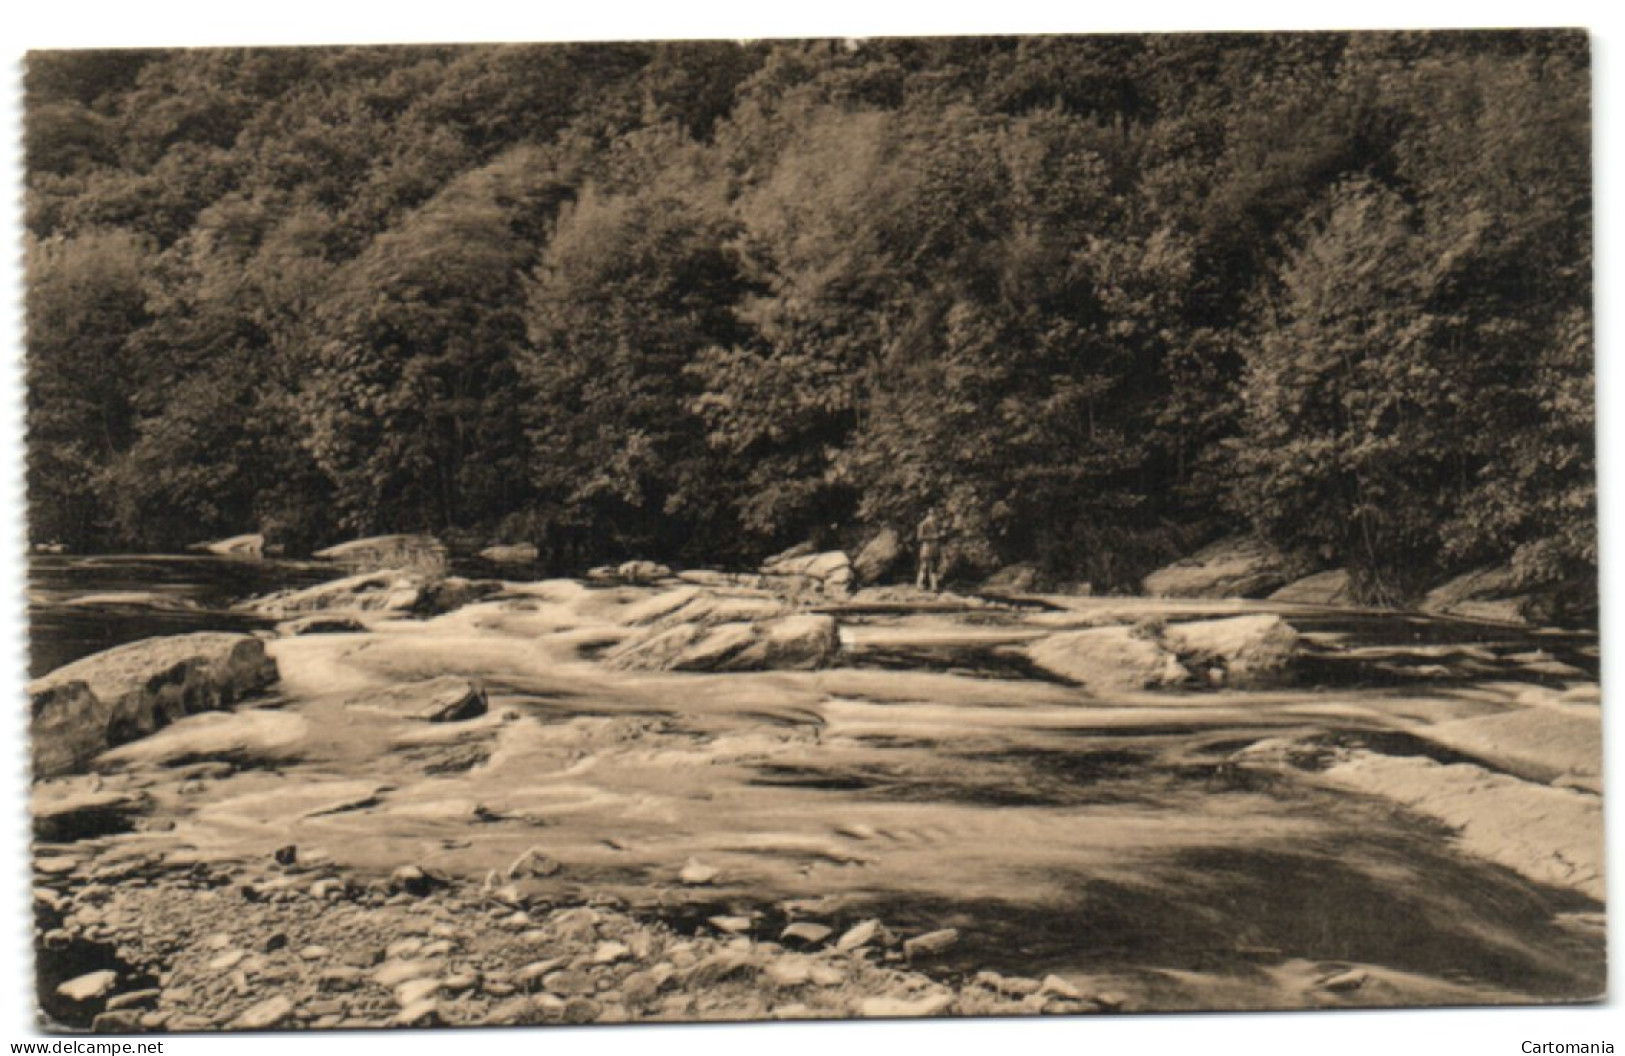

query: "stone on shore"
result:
(1024, 626), (1189, 693)
(1271, 569), (1353, 605)
(1142, 536), (1295, 599)
(31, 633), (279, 778)
(314, 534), (448, 576)
(1419, 567), (1531, 625)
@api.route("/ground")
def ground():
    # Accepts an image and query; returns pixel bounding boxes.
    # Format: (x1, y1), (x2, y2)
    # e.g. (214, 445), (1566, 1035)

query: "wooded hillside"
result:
(24, 32), (1593, 607)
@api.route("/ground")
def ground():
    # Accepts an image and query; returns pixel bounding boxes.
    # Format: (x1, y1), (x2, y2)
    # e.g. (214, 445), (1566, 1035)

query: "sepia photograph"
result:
(12, 11), (1607, 1046)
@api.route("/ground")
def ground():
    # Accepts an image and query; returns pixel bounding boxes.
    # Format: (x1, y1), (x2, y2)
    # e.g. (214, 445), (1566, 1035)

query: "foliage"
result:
(23, 34), (1593, 612)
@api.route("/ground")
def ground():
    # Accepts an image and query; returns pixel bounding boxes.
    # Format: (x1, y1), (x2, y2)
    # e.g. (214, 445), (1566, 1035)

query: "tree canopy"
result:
(24, 32), (1593, 615)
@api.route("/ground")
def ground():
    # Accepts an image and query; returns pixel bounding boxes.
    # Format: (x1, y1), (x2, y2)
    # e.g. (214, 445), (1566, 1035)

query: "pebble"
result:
(1321, 969), (1368, 993)
(766, 958), (812, 986)
(318, 966), (366, 990)
(560, 997), (601, 1025)
(375, 959), (440, 987)
(385, 937), (424, 959)
(858, 993), (954, 1018)
(532, 993), (567, 1019)
(298, 945), (331, 961)
(37, 856), (81, 875)
(709, 915), (753, 934)
(1093, 991), (1128, 1012)
(514, 958), (567, 987)
(542, 969), (595, 996)
(419, 939), (454, 958)
(91, 1010), (144, 1033)
(138, 1011), (170, 1030)
(309, 879), (345, 900)
(443, 970), (480, 992)
(591, 940), (631, 965)
(808, 963), (845, 987)
(678, 858), (720, 885)
(228, 970), (251, 997)
(207, 949), (245, 971)
(903, 928), (959, 958)
(835, 919), (885, 952)
(57, 970), (118, 1002)
(304, 998), (345, 1017)
(487, 996), (534, 1025)
(106, 989), (161, 1011)
(395, 999), (440, 1026)
(231, 995), (293, 1030)
(395, 978), (442, 1007)
(780, 922), (832, 946)
(1039, 974), (1084, 1000)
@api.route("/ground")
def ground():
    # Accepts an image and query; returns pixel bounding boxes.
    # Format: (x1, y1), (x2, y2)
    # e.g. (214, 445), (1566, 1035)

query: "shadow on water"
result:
(27, 554), (338, 677)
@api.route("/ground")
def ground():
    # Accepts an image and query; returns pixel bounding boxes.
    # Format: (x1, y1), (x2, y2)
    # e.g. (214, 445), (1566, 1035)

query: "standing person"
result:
(916, 508), (946, 592)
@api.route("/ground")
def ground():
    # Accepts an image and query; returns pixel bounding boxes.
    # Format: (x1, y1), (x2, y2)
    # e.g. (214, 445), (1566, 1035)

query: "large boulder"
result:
(1270, 569), (1353, 606)
(1160, 614), (1299, 687)
(188, 533), (265, 557)
(240, 570), (424, 618)
(314, 534), (448, 576)
(852, 528), (903, 585)
(1024, 627), (1189, 693)
(30, 633), (279, 779)
(1142, 536), (1295, 599)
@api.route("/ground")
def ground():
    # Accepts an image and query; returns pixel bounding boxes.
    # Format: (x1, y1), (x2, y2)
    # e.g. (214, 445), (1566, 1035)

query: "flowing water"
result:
(28, 556), (1607, 1012)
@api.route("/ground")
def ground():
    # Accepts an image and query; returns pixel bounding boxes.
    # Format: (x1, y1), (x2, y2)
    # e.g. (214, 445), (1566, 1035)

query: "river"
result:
(27, 554), (1607, 1013)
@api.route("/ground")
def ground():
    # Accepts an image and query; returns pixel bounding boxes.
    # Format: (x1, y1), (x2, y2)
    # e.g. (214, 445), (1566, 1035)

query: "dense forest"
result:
(23, 31), (1593, 607)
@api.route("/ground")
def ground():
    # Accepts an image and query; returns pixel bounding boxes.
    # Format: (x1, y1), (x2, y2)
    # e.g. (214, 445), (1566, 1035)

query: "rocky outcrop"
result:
(609, 609), (840, 673)
(241, 570), (424, 619)
(1270, 569), (1353, 606)
(1023, 626), (1189, 693)
(760, 548), (854, 598)
(188, 533), (265, 557)
(852, 529), (903, 585)
(1142, 536), (1295, 599)
(30, 633), (279, 779)
(479, 543), (539, 566)
(1160, 614), (1299, 688)
(314, 535), (448, 576)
